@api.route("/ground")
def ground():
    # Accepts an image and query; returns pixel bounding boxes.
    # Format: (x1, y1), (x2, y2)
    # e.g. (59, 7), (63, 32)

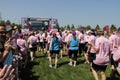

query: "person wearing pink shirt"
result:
(91, 30), (110, 80)
(43, 31), (48, 55)
(111, 47), (120, 77)
(17, 34), (28, 68)
(83, 30), (91, 64)
(38, 31), (44, 52)
(35, 31), (40, 52)
(78, 30), (85, 56)
(108, 30), (119, 77)
(27, 32), (37, 61)
(64, 31), (71, 55)
(46, 32), (52, 59)
(87, 30), (96, 65)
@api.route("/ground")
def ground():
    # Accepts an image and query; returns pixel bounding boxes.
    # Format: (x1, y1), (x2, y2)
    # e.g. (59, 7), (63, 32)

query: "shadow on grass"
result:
(35, 55), (46, 58)
(106, 77), (120, 80)
(77, 59), (86, 65)
(19, 61), (40, 80)
(106, 71), (120, 80)
(57, 61), (69, 68)
(62, 54), (68, 57)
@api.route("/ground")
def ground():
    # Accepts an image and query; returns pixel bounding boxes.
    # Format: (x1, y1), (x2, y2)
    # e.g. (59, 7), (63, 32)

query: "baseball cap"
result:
(52, 32), (56, 37)
(86, 30), (93, 34)
(72, 31), (76, 35)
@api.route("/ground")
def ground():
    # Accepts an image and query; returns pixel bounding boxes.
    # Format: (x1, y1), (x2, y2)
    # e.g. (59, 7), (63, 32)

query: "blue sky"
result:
(0, 0), (120, 28)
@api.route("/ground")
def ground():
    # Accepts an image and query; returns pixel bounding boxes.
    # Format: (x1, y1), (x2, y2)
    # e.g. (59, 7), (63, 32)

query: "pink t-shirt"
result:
(35, 33), (40, 42)
(62, 32), (67, 42)
(46, 35), (52, 44)
(118, 37), (120, 46)
(109, 34), (118, 52)
(93, 36), (110, 66)
(113, 47), (120, 69)
(17, 38), (27, 54)
(78, 33), (84, 43)
(89, 35), (96, 53)
(27, 35), (37, 48)
(75, 30), (80, 38)
(84, 35), (90, 42)
(65, 33), (72, 43)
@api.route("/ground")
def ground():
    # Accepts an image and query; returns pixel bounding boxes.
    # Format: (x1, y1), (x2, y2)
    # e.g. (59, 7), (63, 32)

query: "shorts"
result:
(79, 43), (85, 54)
(92, 62), (107, 72)
(29, 47), (37, 52)
(110, 54), (118, 68)
(69, 50), (78, 61)
(84, 42), (88, 53)
(88, 52), (96, 63)
(39, 42), (44, 48)
(43, 42), (47, 48)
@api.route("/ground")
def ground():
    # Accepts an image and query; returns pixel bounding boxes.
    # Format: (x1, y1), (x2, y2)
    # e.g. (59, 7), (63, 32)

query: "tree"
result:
(85, 25), (91, 30)
(63, 25), (67, 30)
(118, 27), (120, 31)
(17, 24), (22, 29)
(110, 24), (116, 31)
(60, 26), (64, 31)
(0, 20), (5, 26)
(6, 20), (11, 25)
(71, 24), (75, 30)
(95, 24), (100, 30)
(67, 25), (70, 30)
(103, 26), (106, 31)
(12, 23), (16, 26)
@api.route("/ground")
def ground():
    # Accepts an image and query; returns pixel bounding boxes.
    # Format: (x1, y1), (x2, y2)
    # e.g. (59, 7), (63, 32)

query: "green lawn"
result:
(19, 52), (120, 80)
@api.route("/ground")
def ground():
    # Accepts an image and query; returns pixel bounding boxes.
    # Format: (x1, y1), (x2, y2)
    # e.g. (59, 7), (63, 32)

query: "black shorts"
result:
(88, 52), (96, 63)
(79, 43), (85, 54)
(30, 47), (37, 52)
(110, 54), (118, 68)
(92, 62), (107, 72)
(39, 42), (44, 48)
(43, 42), (47, 48)
(84, 42), (88, 53)
(69, 50), (78, 61)
(50, 50), (60, 54)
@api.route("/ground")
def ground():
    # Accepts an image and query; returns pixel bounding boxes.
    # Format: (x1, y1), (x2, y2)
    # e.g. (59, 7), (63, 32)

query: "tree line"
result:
(0, 19), (120, 32)
(59, 24), (120, 31)
(0, 20), (21, 29)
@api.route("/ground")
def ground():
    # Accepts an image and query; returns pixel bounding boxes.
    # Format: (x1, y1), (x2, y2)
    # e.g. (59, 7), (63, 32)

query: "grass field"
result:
(19, 52), (120, 80)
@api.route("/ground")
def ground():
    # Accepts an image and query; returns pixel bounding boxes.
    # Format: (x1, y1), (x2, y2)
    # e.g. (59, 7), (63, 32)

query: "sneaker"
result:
(31, 58), (34, 61)
(54, 65), (57, 69)
(84, 61), (88, 64)
(49, 64), (52, 68)
(73, 65), (76, 67)
(68, 62), (72, 66)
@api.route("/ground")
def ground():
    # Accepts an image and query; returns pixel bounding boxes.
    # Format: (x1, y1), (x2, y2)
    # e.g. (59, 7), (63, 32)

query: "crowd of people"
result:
(0, 24), (120, 80)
